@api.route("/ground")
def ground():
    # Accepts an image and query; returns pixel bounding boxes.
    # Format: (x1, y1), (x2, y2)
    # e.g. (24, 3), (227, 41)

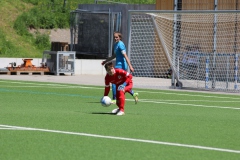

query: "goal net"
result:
(128, 10), (240, 92)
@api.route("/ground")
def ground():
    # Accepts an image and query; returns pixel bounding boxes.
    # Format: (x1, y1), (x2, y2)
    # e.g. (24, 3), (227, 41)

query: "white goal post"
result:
(127, 10), (240, 92)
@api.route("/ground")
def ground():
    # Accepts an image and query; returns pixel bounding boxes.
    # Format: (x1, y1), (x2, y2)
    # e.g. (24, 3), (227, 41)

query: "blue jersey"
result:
(114, 41), (128, 71)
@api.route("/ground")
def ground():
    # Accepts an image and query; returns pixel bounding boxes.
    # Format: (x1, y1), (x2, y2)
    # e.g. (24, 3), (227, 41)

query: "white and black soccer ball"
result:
(100, 96), (112, 107)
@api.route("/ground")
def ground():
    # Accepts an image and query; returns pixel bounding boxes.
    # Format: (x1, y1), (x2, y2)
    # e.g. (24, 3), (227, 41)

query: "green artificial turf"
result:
(0, 79), (240, 160)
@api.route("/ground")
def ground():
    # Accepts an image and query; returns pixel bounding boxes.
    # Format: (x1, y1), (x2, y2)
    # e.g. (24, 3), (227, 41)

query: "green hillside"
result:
(0, 1), (40, 58)
(0, 0), (155, 58)
(0, 0), (82, 58)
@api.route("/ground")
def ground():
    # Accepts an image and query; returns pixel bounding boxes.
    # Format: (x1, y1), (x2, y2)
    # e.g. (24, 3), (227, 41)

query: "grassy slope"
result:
(0, 0), (43, 58)
(0, 0), (154, 58)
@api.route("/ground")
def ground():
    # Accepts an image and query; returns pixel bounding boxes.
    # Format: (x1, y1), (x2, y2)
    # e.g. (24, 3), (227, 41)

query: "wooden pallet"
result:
(13, 71), (45, 75)
(0, 71), (11, 75)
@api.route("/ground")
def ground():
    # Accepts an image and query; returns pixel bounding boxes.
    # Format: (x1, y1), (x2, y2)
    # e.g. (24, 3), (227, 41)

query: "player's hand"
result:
(130, 66), (134, 72)
(117, 85), (125, 91)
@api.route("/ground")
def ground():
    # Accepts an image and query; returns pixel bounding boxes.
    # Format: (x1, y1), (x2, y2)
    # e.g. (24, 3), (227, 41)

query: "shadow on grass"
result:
(91, 112), (116, 115)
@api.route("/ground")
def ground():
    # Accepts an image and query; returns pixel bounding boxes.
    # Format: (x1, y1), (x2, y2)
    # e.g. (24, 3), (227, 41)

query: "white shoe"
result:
(111, 108), (119, 114)
(116, 111), (125, 116)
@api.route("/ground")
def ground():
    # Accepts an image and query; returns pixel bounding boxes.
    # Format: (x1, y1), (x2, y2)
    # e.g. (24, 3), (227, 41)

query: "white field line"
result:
(0, 124), (239, 154)
(0, 85), (99, 89)
(0, 81), (103, 89)
(139, 99), (240, 102)
(136, 90), (240, 100)
(0, 84), (236, 102)
(0, 127), (27, 130)
(2, 84), (239, 106)
(0, 81), (68, 86)
(126, 99), (240, 110)
(1, 81), (239, 110)
(0, 80), (87, 87)
(0, 80), (239, 100)
(0, 125), (32, 130)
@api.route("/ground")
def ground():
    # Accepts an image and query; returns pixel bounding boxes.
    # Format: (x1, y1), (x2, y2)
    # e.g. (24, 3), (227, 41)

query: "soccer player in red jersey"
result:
(104, 62), (136, 115)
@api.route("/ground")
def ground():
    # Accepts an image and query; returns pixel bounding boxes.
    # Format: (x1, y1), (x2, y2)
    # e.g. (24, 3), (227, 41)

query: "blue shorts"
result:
(115, 62), (128, 71)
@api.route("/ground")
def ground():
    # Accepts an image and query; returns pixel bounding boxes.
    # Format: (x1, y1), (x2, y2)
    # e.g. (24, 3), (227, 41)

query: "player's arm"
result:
(104, 80), (111, 96)
(119, 42), (134, 72)
(117, 71), (132, 91)
(122, 53), (134, 72)
(102, 54), (116, 65)
(124, 70), (132, 84)
(117, 70), (132, 90)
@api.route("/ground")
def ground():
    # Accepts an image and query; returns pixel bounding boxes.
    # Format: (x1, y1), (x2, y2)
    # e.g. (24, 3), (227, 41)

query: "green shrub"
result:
(55, 12), (70, 28)
(14, 12), (32, 36)
(35, 32), (51, 50)
(38, 12), (57, 29)
(21, 0), (44, 5)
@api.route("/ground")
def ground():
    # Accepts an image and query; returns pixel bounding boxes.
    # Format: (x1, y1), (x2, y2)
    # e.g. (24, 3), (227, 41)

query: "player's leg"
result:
(132, 92), (139, 104)
(116, 89), (125, 116)
(111, 84), (116, 104)
(124, 81), (133, 92)
(121, 62), (133, 95)
(116, 63), (138, 103)
(125, 81), (138, 104)
(113, 64), (124, 104)
(111, 84), (123, 114)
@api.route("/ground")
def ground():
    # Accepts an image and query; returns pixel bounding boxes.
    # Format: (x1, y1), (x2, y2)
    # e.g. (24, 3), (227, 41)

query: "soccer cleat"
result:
(111, 99), (116, 104)
(133, 93), (139, 104)
(111, 108), (119, 114)
(116, 111), (125, 116)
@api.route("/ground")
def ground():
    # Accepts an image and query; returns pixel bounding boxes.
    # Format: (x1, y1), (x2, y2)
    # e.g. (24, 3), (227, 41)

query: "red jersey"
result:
(104, 68), (132, 96)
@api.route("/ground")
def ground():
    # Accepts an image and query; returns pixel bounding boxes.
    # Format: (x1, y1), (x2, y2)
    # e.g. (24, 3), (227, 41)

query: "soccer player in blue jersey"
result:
(102, 32), (138, 104)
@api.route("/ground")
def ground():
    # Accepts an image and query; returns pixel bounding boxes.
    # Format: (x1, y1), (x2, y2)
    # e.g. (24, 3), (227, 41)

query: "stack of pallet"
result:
(51, 42), (69, 51)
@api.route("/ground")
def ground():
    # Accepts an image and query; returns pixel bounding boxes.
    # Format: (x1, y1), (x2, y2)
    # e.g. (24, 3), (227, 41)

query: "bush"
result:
(14, 12), (33, 36)
(38, 12), (57, 29)
(35, 32), (51, 50)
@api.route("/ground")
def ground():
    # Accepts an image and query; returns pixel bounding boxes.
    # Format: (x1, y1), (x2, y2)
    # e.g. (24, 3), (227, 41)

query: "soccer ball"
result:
(101, 96), (112, 107)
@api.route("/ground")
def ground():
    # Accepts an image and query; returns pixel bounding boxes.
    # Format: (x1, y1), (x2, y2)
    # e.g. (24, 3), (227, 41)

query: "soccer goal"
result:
(128, 10), (240, 92)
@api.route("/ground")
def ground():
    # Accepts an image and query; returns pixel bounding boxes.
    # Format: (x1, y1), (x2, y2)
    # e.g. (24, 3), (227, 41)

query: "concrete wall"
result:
(0, 58), (107, 75)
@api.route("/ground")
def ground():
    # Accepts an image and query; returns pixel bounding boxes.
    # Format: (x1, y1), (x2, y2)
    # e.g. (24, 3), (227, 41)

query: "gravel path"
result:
(29, 28), (71, 44)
